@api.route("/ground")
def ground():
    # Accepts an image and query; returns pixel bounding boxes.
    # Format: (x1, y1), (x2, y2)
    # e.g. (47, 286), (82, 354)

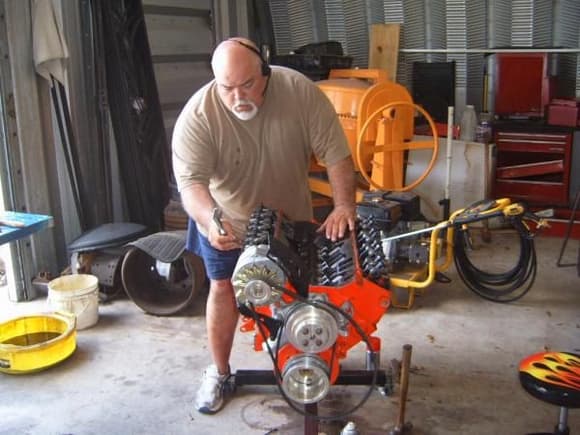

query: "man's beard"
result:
(232, 99), (258, 121)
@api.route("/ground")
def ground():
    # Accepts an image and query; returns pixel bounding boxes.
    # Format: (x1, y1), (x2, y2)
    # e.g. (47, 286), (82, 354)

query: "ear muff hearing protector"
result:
(229, 39), (271, 77)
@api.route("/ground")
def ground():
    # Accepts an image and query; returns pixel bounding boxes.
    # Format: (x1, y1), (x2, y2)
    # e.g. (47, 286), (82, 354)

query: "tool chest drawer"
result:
(492, 131), (573, 206)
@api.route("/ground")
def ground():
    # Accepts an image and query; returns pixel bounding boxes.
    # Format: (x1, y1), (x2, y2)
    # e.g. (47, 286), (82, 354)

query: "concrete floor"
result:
(1, 233), (579, 435)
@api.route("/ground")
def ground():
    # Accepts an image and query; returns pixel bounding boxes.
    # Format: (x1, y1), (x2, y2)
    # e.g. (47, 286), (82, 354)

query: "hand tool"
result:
(211, 207), (227, 236)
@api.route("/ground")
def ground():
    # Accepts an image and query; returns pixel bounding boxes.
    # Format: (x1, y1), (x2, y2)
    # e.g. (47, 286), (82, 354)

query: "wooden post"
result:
(368, 24), (401, 81)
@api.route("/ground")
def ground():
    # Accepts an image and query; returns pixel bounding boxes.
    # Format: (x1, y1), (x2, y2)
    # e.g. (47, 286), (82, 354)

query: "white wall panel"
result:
(154, 63), (212, 107)
(143, 0), (214, 143)
(407, 138), (491, 222)
(145, 15), (213, 56)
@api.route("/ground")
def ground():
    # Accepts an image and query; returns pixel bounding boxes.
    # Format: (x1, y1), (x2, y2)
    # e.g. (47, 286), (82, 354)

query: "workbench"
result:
(0, 211), (54, 245)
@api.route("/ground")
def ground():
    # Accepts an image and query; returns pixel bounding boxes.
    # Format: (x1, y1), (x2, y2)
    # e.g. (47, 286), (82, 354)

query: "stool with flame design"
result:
(519, 352), (580, 435)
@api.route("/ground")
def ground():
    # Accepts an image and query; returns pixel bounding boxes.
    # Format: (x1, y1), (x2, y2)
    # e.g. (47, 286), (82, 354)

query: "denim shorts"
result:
(186, 218), (241, 280)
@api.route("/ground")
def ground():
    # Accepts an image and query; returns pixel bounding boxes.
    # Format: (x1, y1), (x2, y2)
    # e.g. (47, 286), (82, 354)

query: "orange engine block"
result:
(233, 206), (392, 404)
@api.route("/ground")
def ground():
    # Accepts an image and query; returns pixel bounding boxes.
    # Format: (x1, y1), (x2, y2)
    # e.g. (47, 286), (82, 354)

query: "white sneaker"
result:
(195, 364), (230, 414)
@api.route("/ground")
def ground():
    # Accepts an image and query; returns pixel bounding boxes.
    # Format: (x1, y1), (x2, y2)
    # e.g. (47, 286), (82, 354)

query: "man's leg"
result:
(193, 226), (241, 414)
(206, 278), (239, 375)
(190, 221), (240, 371)
(195, 278), (239, 414)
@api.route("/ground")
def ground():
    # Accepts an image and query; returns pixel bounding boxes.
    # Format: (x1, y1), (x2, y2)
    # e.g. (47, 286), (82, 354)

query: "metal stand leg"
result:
(577, 241), (580, 277)
(233, 367), (391, 433)
(555, 407), (570, 435)
(389, 344), (413, 435)
(556, 190), (580, 269)
(304, 403), (318, 435)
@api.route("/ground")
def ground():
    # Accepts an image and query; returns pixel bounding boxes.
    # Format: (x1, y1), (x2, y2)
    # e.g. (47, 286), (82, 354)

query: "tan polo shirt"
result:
(172, 66), (350, 239)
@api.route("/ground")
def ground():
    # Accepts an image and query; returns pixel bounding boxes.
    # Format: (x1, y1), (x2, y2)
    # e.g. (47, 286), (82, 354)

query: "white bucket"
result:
(48, 274), (99, 330)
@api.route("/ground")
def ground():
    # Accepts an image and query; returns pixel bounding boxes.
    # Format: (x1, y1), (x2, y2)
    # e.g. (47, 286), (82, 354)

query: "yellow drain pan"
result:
(0, 312), (76, 374)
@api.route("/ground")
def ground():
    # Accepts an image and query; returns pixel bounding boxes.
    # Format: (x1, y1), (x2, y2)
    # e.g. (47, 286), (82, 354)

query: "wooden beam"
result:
(368, 24), (400, 81)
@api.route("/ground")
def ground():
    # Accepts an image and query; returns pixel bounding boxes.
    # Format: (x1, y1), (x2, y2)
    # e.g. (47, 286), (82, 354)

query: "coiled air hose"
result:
(453, 216), (537, 303)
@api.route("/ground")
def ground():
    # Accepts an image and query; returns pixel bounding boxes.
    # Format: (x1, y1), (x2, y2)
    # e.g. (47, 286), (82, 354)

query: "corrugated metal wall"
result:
(553, 0), (580, 97)
(464, 1), (486, 108)
(268, 0), (580, 119)
(325, 0), (369, 65)
(269, 1), (293, 54)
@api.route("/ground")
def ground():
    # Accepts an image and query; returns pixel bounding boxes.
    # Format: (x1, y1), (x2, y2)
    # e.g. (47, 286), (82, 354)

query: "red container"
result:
(547, 103), (579, 127)
(494, 53), (552, 117)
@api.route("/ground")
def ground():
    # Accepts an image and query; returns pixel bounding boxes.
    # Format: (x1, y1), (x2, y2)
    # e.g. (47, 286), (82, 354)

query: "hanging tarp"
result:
(92, 0), (170, 232)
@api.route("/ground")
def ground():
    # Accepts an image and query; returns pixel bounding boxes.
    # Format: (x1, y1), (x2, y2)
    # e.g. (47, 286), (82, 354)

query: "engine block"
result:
(233, 206), (392, 404)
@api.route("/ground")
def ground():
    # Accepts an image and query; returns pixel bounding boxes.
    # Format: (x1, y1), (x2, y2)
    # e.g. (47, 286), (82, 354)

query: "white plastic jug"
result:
(460, 105), (477, 141)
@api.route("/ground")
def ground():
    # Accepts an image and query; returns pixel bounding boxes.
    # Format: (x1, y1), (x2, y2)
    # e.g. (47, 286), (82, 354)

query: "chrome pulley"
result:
(285, 303), (338, 353)
(282, 354), (331, 404)
(232, 245), (286, 306)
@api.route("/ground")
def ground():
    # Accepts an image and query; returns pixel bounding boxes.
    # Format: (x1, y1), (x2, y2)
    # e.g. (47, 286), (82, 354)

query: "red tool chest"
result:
(494, 53), (553, 117)
(493, 130), (572, 206)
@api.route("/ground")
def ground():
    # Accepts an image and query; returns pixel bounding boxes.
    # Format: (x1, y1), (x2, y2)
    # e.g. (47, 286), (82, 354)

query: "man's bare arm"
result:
(180, 183), (240, 250)
(318, 156), (356, 241)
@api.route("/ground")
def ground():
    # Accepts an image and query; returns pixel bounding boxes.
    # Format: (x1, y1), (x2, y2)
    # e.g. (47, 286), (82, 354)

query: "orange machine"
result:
(310, 69), (438, 199)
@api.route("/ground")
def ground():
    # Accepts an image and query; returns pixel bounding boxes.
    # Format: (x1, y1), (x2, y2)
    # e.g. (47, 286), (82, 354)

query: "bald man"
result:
(172, 37), (355, 414)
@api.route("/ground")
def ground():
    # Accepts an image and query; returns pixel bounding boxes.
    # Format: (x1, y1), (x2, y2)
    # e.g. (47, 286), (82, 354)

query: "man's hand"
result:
(318, 204), (356, 242)
(207, 218), (241, 251)
(179, 185), (242, 251)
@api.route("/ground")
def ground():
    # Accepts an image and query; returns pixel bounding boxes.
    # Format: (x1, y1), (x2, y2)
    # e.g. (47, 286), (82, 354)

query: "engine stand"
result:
(231, 368), (392, 435)
(304, 403), (318, 435)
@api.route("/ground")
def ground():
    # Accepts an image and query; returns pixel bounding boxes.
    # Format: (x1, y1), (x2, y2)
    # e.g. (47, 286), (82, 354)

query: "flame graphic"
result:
(520, 352), (580, 391)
